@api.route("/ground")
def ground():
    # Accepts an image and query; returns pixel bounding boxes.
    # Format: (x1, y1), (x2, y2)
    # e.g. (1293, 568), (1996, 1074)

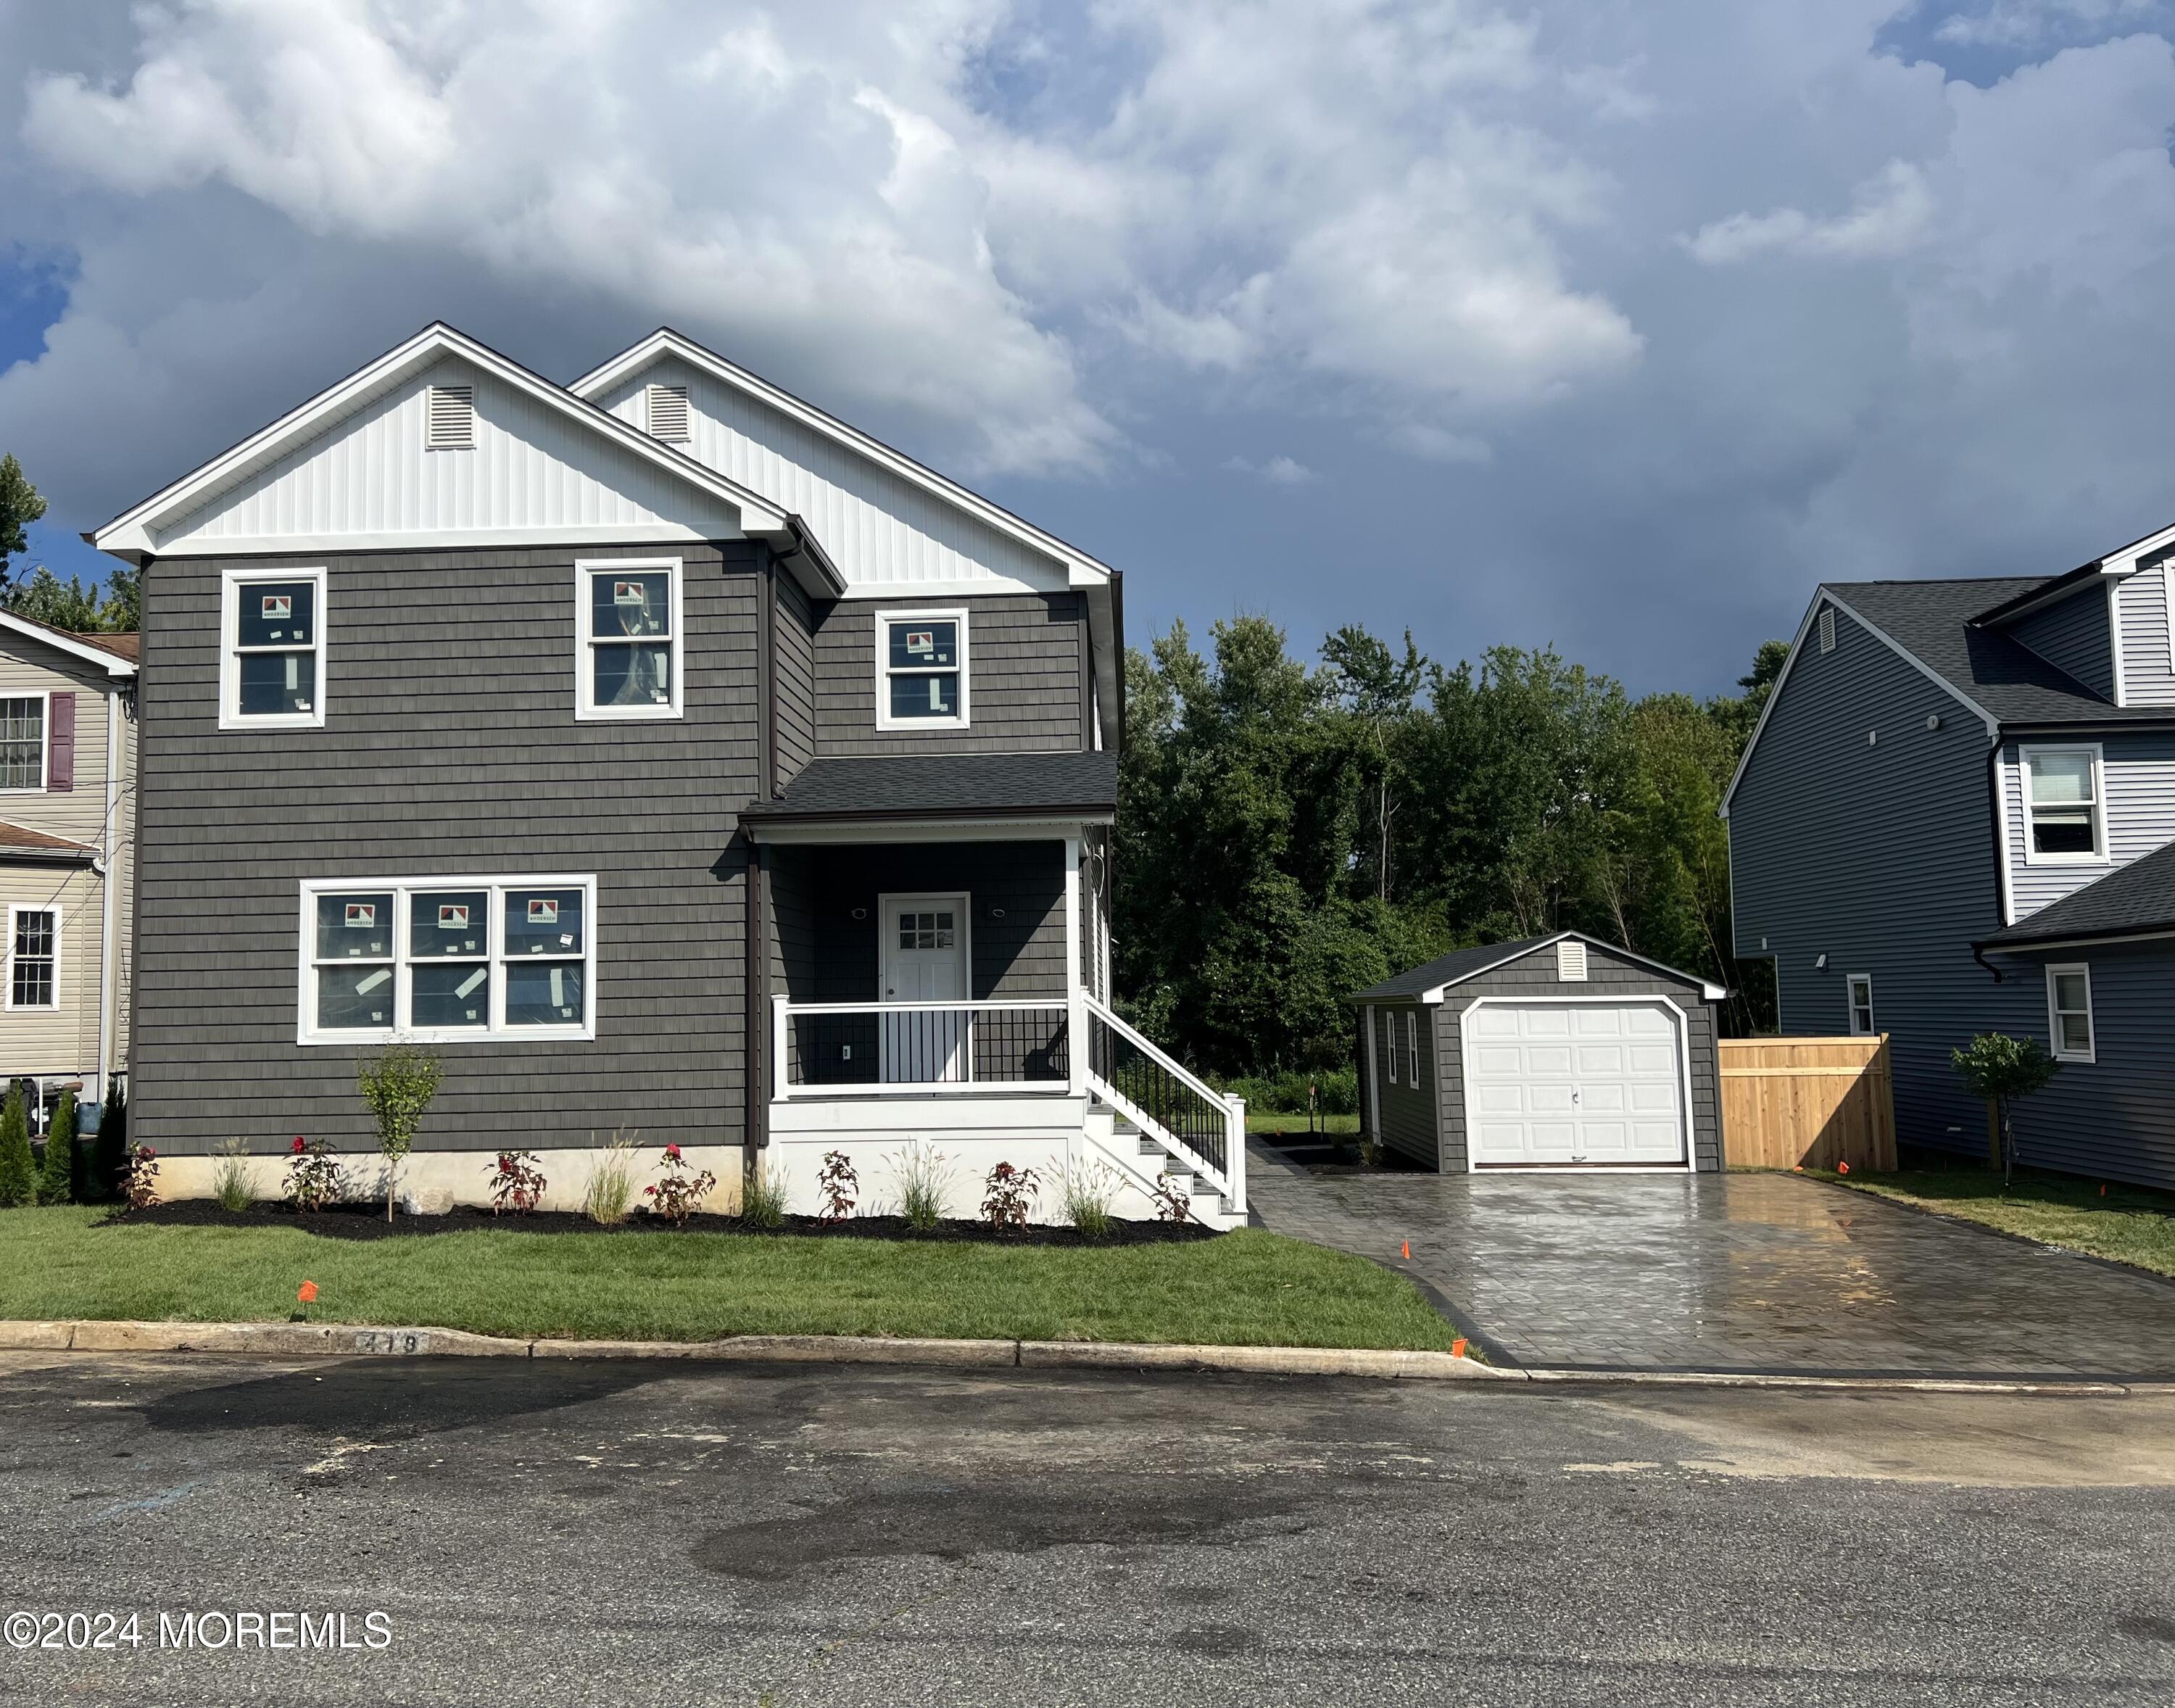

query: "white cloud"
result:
(1225, 453), (1318, 485)
(1933, 0), (2159, 48)
(1685, 161), (1936, 264)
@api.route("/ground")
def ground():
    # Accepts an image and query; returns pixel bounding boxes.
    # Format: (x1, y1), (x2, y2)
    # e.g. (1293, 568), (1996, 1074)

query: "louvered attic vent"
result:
(426, 384), (475, 449)
(1818, 606), (1836, 655)
(645, 384), (691, 441)
(1556, 938), (1588, 982)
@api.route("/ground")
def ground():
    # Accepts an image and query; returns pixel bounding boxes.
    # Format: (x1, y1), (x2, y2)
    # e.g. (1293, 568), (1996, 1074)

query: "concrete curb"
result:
(0, 1321), (2145, 1392)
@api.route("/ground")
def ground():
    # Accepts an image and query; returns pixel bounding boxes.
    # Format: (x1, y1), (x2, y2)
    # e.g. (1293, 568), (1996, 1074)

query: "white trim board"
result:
(0, 614), (136, 679)
(1413, 929), (1728, 1005)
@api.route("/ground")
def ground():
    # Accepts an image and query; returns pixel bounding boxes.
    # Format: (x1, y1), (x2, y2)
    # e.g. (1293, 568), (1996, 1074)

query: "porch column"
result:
(1064, 834), (1085, 1095)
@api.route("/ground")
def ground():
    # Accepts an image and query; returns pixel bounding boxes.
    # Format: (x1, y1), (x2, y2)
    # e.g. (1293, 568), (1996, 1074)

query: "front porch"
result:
(744, 774), (1243, 1225)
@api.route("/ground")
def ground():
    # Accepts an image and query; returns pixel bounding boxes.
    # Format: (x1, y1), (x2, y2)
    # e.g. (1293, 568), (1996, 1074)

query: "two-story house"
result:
(91, 323), (1244, 1224)
(0, 612), (137, 1129)
(1724, 521), (2175, 1191)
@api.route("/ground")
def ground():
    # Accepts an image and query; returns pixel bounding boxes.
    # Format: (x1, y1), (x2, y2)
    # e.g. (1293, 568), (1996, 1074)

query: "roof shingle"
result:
(1977, 839), (2175, 950)
(740, 751), (1118, 824)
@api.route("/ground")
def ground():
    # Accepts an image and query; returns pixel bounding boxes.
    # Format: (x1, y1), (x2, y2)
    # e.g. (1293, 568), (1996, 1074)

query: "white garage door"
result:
(1465, 1001), (1686, 1168)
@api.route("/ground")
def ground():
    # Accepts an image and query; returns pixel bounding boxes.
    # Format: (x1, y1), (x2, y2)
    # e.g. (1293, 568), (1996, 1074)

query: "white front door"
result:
(879, 895), (969, 1082)
(1465, 1001), (1686, 1168)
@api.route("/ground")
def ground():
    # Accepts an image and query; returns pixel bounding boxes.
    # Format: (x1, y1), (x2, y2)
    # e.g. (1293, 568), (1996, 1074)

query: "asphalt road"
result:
(0, 1352), (2171, 1707)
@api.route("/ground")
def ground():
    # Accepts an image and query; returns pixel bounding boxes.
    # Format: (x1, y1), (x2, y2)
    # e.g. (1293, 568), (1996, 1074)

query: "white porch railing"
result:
(772, 998), (1072, 1098)
(1082, 994), (1246, 1217)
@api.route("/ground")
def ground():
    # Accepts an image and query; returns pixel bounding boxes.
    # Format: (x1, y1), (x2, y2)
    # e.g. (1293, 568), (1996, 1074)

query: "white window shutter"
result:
(1557, 939), (1588, 982)
(426, 384), (475, 449)
(645, 384), (690, 441)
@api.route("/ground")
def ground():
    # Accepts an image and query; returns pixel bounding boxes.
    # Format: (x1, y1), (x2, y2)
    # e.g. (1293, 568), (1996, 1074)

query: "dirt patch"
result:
(106, 1200), (1219, 1248)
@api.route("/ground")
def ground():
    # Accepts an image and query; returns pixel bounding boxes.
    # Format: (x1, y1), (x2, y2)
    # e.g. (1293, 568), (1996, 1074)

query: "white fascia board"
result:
(2095, 518), (2175, 576)
(149, 523), (722, 559)
(745, 814), (1109, 846)
(1981, 521), (2175, 628)
(1418, 929), (1729, 1005)
(1718, 588), (2000, 818)
(571, 328), (1114, 590)
(0, 613), (135, 678)
(93, 322), (792, 561)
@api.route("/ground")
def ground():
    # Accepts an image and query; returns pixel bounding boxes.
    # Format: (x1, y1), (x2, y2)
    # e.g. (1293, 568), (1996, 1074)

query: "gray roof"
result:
(1826, 577), (2175, 726)
(1977, 838), (2175, 950)
(739, 751), (1118, 824)
(1349, 934), (1559, 1000)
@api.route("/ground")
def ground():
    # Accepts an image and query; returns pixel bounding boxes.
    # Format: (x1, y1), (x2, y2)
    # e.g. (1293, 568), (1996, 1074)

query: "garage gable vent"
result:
(425, 384), (475, 449)
(1556, 939), (1588, 982)
(645, 383), (690, 441)
(1818, 606), (1836, 655)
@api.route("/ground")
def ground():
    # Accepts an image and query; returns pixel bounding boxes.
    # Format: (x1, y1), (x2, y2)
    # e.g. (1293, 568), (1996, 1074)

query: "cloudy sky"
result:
(4, 0), (2175, 695)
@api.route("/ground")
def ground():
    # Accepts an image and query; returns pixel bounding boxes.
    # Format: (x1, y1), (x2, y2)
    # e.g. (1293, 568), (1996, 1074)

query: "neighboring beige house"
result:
(0, 612), (137, 1126)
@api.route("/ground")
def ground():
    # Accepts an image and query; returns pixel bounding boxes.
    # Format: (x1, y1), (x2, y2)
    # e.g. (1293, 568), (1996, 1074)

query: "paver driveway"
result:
(1248, 1144), (2175, 1378)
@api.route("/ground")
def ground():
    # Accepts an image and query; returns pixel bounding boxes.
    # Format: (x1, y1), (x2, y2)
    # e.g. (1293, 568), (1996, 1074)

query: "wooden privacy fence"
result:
(1720, 1035), (1897, 1172)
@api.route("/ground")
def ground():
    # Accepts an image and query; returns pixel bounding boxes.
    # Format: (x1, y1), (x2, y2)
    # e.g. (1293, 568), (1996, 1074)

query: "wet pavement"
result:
(1246, 1145), (2175, 1378)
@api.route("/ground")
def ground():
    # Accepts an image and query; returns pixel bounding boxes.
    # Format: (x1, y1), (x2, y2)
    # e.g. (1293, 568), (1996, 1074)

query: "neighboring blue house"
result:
(1723, 521), (2175, 1191)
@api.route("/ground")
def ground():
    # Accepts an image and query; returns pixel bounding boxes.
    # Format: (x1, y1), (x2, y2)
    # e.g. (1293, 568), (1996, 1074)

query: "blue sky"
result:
(5, 0), (2175, 696)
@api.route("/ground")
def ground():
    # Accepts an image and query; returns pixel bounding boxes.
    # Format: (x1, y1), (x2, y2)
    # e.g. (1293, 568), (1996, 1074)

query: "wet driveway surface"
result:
(1248, 1145), (2175, 1378)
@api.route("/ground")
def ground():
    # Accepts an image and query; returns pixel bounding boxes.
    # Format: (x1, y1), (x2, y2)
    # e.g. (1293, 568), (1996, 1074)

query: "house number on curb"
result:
(352, 1331), (430, 1355)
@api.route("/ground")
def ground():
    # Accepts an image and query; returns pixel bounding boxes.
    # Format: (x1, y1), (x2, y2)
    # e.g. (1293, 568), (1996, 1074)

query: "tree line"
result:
(1114, 616), (1787, 1082)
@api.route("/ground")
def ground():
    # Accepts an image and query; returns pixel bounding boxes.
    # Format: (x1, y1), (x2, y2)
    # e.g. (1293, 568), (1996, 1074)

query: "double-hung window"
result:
(2047, 964), (2095, 1063)
(576, 558), (682, 719)
(2021, 745), (2105, 863)
(5, 906), (57, 1011)
(220, 568), (326, 729)
(875, 610), (968, 729)
(299, 876), (596, 1044)
(1405, 1012), (1420, 1085)
(1846, 974), (1875, 1036)
(0, 695), (44, 790)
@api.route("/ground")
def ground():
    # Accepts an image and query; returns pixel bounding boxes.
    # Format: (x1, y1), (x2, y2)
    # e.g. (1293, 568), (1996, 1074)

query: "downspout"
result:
(96, 690), (121, 1103)
(1986, 729), (2014, 929)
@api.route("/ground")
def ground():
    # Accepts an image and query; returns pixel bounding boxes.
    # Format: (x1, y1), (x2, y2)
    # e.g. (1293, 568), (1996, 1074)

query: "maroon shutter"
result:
(46, 693), (74, 792)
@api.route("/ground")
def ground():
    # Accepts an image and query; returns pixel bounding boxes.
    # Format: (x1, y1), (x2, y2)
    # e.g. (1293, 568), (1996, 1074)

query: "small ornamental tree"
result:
(91, 1079), (128, 1203)
(0, 1082), (34, 1207)
(1952, 1032), (2061, 1188)
(38, 1089), (77, 1203)
(357, 1045), (444, 1222)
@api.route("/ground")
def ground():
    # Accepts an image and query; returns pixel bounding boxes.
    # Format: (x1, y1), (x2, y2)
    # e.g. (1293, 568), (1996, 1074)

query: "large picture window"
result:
(576, 557), (682, 719)
(0, 695), (44, 791)
(5, 906), (57, 1011)
(2021, 745), (2105, 863)
(875, 609), (969, 729)
(298, 875), (595, 1044)
(220, 568), (327, 730)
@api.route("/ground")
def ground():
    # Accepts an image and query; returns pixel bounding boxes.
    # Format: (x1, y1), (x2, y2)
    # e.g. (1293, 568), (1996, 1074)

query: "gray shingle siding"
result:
(133, 542), (759, 1156)
(1431, 943), (1722, 1173)
(2000, 731), (2175, 919)
(2116, 557), (2175, 707)
(774, 571), (816, 788)
(2006, 587), (2115, 702)
(813, 594), (1085, 757)
(1730, 598), (2041, 1153)
(1985, 941), (2175, 1190)
(1366, 1004), (1438, 1167)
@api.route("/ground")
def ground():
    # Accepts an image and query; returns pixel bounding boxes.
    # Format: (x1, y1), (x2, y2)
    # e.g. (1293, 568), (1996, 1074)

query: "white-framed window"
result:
(875, 608), (969, 730)
(0, 693), (47, 792)
(2020, 744), (2105, 864)
(5, 905), (58, 1011)
(1846, 974), (1875, 1036)
(298, 875), (597, 1045)
(2047, 963), (2095, 1063)
(576, 557), (682, 720)
(220, 567), (327, 731)
(1385, 1013), (1399, 1085)
(1405, 1011), (1420, 1085)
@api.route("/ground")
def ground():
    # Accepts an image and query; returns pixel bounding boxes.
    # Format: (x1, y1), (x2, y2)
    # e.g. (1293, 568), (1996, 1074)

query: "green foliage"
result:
(582, 1129), (641, 1226)
(888, 1140), (951, 1231)
(740, 1158), (787, 1229)
(210, 1140), (254, 1213)
(1117, 621), (1786, 1082)
(1952, 1032), (2061, 1186)
(1, 565), (138, 633)
(0, 1083), (34, 1207)
(38, 1090), (76, 1204)
(90, 1079), (128, 1203)
(357, 1045), (444, 1220)
(0, 452), (46, 586)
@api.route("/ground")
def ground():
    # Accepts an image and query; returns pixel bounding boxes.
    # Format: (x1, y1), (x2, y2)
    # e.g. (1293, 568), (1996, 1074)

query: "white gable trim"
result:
(93, 323), (793, 561)
(0, 613), (136, 678)
(1415, 930), (1728, 1004)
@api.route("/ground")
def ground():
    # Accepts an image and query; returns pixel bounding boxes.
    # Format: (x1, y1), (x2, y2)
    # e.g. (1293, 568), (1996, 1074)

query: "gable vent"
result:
(425, 384), (475, 450)
(645, 384), (691, 442)
(1556, 939), (1588, 982)
(1818, 606), (1836, 655)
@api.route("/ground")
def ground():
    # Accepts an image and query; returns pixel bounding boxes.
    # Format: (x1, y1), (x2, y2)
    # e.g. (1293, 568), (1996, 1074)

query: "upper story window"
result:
(2047, 964), (2095, 1063)
(0, 696), (45, 791)
(5, 905), (57, 1011)
(876, 609), (969, 730)
(1847, 974), (1875, 1036)
(220, 568), (327, 731)
(576, 558), (682, 721)
(299, 874), (596, 1045)
(2021, 745), (2105, 864)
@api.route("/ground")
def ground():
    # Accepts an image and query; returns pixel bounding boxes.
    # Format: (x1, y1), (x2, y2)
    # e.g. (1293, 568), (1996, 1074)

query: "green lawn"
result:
(1246, 1112), (1360, 1137)
(1818, 1164), (2175, 1279)
(0, 1209), (1454, 1351)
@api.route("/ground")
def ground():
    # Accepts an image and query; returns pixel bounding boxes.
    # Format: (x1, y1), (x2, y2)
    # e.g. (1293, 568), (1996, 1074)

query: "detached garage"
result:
(1350, 932), (1725, 1174)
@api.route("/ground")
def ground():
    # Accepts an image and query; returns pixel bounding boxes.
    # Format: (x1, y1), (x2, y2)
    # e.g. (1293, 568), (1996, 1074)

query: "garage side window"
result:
(1405, 1012), (1420, 1085)
(1846, 974), (1874, 1036)
(1385, 1013), (1399, 1085)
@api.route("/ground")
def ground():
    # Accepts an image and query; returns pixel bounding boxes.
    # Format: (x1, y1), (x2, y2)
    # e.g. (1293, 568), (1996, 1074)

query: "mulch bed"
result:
(107, 1200), (1217, 1247)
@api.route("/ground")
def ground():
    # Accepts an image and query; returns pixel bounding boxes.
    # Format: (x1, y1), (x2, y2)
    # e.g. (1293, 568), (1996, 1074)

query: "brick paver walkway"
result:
(1248, 1143), (2175, 1377)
